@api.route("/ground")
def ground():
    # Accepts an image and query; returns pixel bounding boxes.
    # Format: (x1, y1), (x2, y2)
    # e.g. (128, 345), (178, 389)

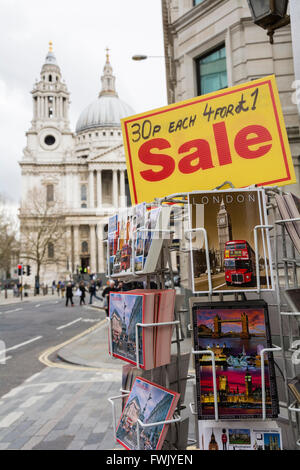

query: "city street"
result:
(0, 297), (105, 397)
(0, 298), (122, 450)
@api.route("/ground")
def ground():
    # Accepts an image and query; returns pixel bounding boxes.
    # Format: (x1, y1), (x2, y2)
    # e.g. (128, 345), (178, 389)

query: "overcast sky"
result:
(0, 0), (167, 210)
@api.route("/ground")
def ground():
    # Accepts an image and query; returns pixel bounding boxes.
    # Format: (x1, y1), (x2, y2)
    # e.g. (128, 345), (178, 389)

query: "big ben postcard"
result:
(188, 188), (274, 294)
(192, 300), (279, 420)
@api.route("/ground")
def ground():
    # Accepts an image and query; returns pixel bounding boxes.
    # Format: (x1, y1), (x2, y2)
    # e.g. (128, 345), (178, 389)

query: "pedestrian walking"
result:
(79, 281), (86, 306)
(65, 282), (74, 307)
(61, 282), (66, 298)
(88, 281), (102, 305)
(57, 281), (61, 297)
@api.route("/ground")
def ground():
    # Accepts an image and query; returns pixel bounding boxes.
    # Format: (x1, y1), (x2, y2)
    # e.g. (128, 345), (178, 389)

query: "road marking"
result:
(56, 318), (82, 330)
(213, 282), (227, 291)
(5, 336), (43, 353)
(0, 412), (24, 428)
(35, 304), (41, 308)
(1, 307), (23, 315)
(39, 319), (107, 371)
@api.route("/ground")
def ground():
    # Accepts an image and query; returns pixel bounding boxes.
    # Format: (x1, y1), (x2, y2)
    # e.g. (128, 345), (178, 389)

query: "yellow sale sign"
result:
(121, 75), (296, 204)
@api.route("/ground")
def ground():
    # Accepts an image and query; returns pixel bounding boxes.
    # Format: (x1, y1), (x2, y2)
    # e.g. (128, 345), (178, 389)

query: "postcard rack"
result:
(106, 186), (300, 450)
(158, 186), (299, 450)
(265, 187), (300, 449)
(106, 216), (191, 450)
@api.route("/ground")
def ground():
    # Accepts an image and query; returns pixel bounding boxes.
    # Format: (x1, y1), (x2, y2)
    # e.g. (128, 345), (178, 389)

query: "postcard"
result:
(109, 293), (145, 367)
(199, 420), (282, 450)
(116, 377), (179, 450)
(192, 300), (279, 420)
(188, 188), (274, 293)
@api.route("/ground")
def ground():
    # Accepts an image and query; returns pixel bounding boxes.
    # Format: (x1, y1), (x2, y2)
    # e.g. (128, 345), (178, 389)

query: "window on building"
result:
(81, 203), (87, 208)
(48, 242), (54, 258)
(81, 241), (88, 253)
(81, 184), (87, 202)
(49, 74), (52, 82)
(196, 45), (228, 95)
(193, 0), (205, 5)
(46, 184), (54, 202)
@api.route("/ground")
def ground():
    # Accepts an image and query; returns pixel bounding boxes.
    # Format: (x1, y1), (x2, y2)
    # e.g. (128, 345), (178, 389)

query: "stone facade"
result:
(19, 44), (134, 285)
(161, 0), (300, 194)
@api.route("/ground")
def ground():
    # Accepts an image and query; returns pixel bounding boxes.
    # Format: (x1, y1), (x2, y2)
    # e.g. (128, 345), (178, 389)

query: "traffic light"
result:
(17, 264), (22, 276)
(26, 265), (31, 276)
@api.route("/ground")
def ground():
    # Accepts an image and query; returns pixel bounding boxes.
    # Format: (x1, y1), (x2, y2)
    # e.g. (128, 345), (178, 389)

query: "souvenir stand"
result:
(267, 187), (300, 448)
(157, 183), (290, 450)
(107, 202), (192, 450)
(106, 184), (300, 450)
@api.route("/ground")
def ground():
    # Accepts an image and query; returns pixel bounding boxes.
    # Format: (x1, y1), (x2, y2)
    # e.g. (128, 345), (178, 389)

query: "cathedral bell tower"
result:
(24, 42), (73, 162)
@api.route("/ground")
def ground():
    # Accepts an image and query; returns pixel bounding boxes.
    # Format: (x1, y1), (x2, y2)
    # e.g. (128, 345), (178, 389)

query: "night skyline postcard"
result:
(192, 301), (279, 420)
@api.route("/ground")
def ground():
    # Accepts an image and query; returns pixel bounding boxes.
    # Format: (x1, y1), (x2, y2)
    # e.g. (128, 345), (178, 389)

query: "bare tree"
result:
(0, 195), (19, 279)
(19, 187), (66, 291)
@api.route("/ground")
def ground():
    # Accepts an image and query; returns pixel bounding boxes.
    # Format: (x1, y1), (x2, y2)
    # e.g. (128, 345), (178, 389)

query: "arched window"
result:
(81, 241), (88, 253)
(46, 184), (54, 202)
(49, 74), (52, 82)
(48, 242), (54, 258)
(81, 184), (87, 202)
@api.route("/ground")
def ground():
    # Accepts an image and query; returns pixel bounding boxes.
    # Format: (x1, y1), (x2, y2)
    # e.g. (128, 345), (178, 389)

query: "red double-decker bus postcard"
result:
(188, 188), (274, 294)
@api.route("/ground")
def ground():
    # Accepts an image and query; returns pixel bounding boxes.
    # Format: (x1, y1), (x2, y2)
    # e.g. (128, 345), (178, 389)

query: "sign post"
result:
(122, 75), (296, 204)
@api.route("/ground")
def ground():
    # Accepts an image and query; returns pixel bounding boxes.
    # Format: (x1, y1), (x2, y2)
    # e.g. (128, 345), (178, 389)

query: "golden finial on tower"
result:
(105, 47), (110, 64)
(49, 41), (53, 53)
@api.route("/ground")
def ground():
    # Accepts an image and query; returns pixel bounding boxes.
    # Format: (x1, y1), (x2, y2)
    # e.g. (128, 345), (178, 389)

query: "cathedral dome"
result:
(76, 95), (134, 133)
(76, 52), (134, 133)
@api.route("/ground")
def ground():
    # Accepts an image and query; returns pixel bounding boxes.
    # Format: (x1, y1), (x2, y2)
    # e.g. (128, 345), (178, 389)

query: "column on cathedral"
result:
(97, 223), (105, 273)
(112, 169), (118, 207)
(53, 96), (56, 117)
(40, 96), (43, 118)
(43, 97), (46, 118)
(90, 224), (97, 273)
(65, 225), (72, 273)
(97, 169), (102, 207)
(58, 97), (62, 118)
(89, 170), (95, 209)
(73, 224), (80, 272)
(120, 169), (126, 207)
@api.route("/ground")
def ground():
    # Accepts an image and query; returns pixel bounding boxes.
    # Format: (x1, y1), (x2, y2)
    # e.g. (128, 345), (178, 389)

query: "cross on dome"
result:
(44, 40), (58, 66)
(99, 49), (117, 97)
(105, 47), (110, 64)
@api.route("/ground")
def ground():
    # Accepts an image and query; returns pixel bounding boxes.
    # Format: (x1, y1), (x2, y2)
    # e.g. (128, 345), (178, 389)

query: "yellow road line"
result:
(38, 319), (117, 372)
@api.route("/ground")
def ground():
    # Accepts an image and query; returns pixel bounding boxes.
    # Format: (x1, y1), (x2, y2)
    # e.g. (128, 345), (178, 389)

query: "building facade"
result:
(161, 0), (300, 194)
(19, 44), (134, 285)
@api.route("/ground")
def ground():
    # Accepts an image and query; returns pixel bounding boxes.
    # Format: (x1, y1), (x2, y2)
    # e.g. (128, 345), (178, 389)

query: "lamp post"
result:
(247, 0), (290, 44)
(132, 54), (176, 103)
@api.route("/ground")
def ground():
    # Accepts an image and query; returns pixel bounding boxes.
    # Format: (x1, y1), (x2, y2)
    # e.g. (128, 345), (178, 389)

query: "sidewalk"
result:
(0, 291), (58, 306)
(57, 313), (123, 371)
(0, 291), (105, 308)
